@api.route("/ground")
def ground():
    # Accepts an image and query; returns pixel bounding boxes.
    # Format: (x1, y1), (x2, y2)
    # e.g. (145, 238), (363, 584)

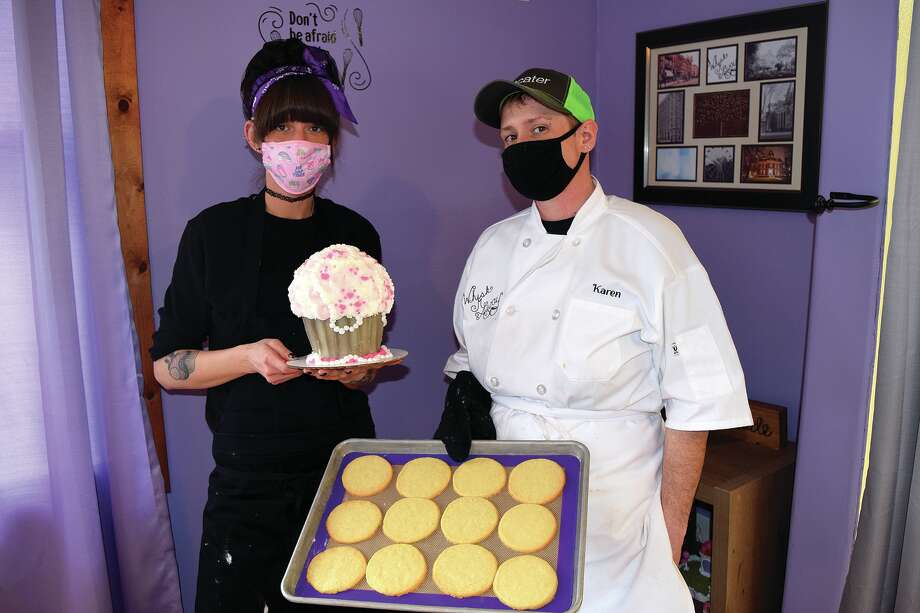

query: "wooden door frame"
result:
(100, 0), (170, 490)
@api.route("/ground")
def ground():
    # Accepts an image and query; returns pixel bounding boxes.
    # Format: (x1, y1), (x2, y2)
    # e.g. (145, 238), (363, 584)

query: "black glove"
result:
(434, 371), (496, 461)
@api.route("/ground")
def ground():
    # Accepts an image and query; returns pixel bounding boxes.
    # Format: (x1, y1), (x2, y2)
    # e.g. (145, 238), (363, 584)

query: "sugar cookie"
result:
(325, 500), (382, 544)
(507, 458), (565, 504)
(492, 555), (558, 610)
(306, 546), (366, 594)
(395, 457), (451, 499)
(440, 497), (499, 544)
(432, 544), (498, 598)
(382, 497), (440, 543)
(365, 543), (427, 596)
(452, 457), (507, 498)
(342, 455), (393, 497)
(498, 503), (557, 553)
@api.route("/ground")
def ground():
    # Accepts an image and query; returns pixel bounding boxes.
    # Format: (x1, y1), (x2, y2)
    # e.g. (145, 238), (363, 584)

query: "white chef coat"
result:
(445, 180), (753, 612)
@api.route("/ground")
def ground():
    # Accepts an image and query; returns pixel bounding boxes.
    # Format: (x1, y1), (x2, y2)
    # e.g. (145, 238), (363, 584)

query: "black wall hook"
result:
(813, 192), (880, 213)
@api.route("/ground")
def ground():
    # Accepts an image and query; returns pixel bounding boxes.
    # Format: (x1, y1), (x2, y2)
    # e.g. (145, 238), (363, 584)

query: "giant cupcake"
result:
(288, 244), (395, 366)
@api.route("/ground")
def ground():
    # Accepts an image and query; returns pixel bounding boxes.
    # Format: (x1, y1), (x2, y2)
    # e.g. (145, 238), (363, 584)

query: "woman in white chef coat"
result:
(440, 68), (754, 612)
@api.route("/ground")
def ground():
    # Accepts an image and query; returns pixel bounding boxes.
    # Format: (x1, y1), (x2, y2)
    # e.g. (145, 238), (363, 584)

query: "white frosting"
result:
(288, 244), (395, 333)
(303, 346), (393, 367)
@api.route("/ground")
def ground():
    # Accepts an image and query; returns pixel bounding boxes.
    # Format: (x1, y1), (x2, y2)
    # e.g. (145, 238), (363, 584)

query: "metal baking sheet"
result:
(281, 439), (589, 612)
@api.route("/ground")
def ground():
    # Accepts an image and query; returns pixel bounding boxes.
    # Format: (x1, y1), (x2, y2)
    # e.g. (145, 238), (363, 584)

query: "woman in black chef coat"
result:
(151, 39), (383, 612)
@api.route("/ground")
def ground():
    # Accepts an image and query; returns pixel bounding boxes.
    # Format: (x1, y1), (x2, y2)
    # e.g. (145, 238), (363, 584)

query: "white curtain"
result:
(839, 2), (920, 612)
(0, 1), (182, 611)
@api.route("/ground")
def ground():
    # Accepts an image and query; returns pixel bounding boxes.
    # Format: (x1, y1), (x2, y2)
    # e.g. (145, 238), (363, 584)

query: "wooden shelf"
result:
(695, 437), (796, 613)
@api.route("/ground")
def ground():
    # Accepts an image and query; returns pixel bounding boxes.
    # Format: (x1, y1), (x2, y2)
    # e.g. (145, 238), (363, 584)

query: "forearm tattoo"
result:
(164, 350), (198, 380)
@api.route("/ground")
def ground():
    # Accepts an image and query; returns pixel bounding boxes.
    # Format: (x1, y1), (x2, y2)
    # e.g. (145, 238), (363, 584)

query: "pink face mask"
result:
(261, 140), (331, 195)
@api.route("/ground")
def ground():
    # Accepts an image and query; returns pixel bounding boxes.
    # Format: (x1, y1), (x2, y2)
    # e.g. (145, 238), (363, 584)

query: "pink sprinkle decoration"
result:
(358, 347), (389, 359)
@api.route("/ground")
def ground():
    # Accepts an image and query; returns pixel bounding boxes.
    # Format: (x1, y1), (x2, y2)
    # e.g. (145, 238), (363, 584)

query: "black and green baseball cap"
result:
(474, 68), (595, 129)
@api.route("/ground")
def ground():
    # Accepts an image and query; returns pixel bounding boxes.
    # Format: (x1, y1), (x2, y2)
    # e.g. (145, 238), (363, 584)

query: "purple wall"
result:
(135, 1), (597, 609)
(594, 1), (895, 612)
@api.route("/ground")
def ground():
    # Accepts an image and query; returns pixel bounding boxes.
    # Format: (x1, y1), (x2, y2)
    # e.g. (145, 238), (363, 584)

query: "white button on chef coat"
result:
(445, 180), (752, 612)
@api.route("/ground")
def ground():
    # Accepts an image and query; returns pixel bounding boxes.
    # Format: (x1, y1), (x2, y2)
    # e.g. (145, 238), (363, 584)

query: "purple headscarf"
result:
(249, 45), (358, 124)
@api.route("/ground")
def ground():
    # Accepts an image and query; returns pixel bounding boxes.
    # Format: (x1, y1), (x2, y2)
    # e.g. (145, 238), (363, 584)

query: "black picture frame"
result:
(634, 2), (827, 212)
(740, 144), (794, 184)
(744, 36), (798, 82)
(703, 145), (735, 183)
(759, 80), (796, 142)
(693, 89), (750, 139)
(658, 49), (701, 89)
(656, 146), (698, 182)
(657, 90), (685, 144)
(706, 44), (738, 84)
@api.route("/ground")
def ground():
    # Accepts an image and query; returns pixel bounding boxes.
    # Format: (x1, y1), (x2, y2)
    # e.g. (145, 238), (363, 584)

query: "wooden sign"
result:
(720, 400), (787, 449)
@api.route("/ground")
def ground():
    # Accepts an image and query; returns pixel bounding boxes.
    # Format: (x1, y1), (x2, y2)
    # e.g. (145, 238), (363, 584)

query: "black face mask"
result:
(501, 124), (586, 202)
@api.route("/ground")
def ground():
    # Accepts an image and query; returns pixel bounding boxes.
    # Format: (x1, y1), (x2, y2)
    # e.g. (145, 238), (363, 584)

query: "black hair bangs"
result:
(252, 75), (341, 143)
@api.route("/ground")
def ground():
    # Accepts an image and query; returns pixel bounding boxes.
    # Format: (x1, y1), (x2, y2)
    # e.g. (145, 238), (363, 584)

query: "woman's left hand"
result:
(305, 364), (380, 389)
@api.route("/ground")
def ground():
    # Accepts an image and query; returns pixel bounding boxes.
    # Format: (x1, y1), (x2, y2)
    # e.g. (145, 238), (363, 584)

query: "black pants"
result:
(195, 466), (374, 612)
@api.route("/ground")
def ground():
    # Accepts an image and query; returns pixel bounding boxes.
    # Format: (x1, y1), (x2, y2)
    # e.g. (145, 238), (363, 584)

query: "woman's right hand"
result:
(244, 339), (303, 385)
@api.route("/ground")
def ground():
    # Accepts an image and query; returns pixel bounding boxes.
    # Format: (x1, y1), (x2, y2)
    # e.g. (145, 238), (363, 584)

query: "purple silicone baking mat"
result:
(293, 451), (582, 611)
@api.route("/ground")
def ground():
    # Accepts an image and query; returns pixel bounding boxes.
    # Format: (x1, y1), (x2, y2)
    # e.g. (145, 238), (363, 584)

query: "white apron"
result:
(445, 181), (752, 612)
(491, 396), (692, 612)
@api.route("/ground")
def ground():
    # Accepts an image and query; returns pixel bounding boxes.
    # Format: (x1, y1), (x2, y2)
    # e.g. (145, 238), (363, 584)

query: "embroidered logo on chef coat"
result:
(592, 283), (622, 300)
(464, 284), (503, 320)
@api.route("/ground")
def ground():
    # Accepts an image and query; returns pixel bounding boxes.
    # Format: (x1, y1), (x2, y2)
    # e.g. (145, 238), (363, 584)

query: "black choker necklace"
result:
(265, 186), (314, 203)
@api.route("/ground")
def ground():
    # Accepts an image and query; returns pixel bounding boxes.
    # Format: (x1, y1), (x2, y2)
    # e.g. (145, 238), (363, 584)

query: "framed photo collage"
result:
(634, 3), (827, 211)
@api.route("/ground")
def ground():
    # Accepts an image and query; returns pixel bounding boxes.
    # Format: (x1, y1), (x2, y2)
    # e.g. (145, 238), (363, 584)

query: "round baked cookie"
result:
(382, 498), (440, 543)
(452, 457), (507, 498)
(507, 458), (566, 504)
(325, 500), (382, 544)
(498, 504), (557, 553)
(395, 457), (452, 499)
(432, 544), (498, 598)
(342, 455), (393, 497)
(492, 555), (558, 611)
(365, 543), (427, 596)
(440, 497), (499, 544)
(306, 546), (366, 594)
